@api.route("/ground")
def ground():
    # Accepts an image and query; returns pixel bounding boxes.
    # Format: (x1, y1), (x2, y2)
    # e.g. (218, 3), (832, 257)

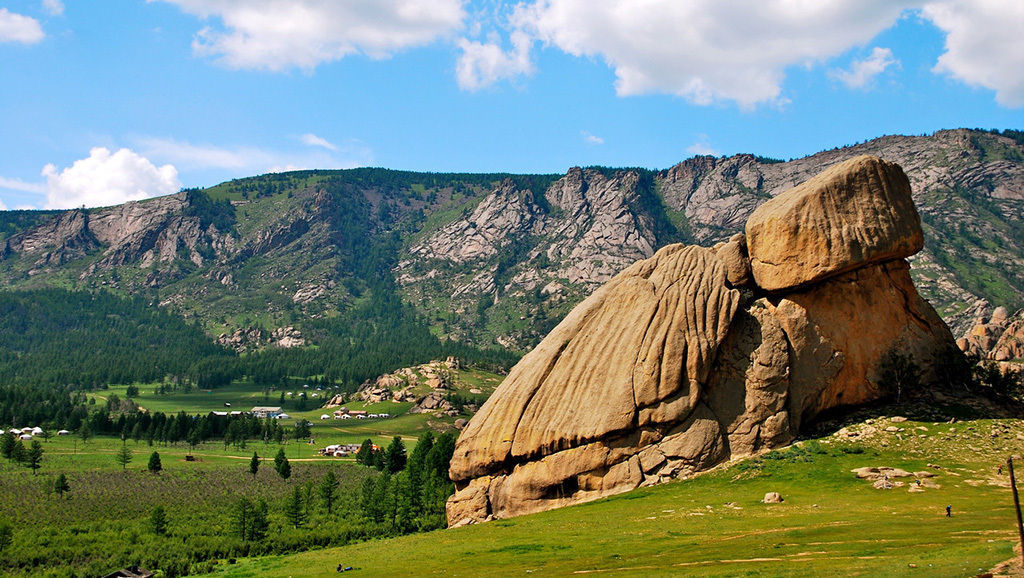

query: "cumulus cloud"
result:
(42, 0), (64, 16)
(155, 0), (465, 71)
(299, 133), (337, 151)
(0, 8), (44, 44)
(923, 0), (1024, 107)
(512, 0), (920, 108)
(580, 131), (604, 145)
(829, 47), (899, 89)
(41, 148), (181, 209)
(456, 30), (533, 91)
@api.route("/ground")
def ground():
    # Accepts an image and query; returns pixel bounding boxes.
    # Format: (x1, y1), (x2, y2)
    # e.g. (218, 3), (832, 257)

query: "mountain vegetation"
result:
(0, 129), (1020, 358)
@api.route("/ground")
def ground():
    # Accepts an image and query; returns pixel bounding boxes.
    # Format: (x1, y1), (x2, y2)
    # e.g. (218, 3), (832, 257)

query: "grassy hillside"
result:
(216, 412), (1023, 577)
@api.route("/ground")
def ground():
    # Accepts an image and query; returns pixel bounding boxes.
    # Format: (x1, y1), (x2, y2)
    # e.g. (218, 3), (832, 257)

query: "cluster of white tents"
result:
(5, 426), (71, 440)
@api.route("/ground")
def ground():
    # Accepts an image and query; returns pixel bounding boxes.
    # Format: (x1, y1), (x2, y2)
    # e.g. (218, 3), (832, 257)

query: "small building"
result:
(348, 410), (368, 417)
(211, 411), (228, 416)
(20, 427), (32, 434)
(319, 414), (330, 420)
(31, 427), (44, 435)
(57, 429), (70, 436)
(19, 434), (32, 440)
(275, 413), (291, 420)
(251, 406), (282, 419)
(229, 411), (242, 416)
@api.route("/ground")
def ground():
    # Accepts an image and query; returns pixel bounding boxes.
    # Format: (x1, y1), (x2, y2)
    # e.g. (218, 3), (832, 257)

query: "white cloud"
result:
(41, 148), (181, 209)
(580, 131), (603, 145)
(42, 0), (64, 16)
(154, 0), (465, 71)
(686, 136), (719, 156)
(299, 133), (337, 151)
(512, 0), (921, 108)
(0, 176), (46, 194)
(829, 47), (899, 89)
(456, 29), (533, 91)
(136, 136), (372, 175)
(0, 8), (44, 44)
(922, 0), (1024, 108)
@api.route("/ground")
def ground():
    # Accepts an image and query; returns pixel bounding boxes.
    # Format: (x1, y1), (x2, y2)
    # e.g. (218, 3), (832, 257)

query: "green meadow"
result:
(215, 416), (1024, 577)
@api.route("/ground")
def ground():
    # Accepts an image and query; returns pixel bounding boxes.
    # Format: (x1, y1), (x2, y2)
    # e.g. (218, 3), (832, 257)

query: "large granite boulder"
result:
(745, 155), (923, 292)
(447, 156), (956, 527)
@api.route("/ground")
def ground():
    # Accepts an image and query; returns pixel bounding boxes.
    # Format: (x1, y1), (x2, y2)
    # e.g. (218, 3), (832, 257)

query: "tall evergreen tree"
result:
(27, 440), (44, 475)
(249, 451), (260, 479)
(274, 447), (291, 480)
(115, 445), (133, 470)
(355, 439), (373, 465)
(150, 506), (168, 535)
(384, 436), (406, 474)
(53, 473), (70, 499)
(148, 451), (162, 473)
(284, 486), (306, 528)
(0, 432), (13, 460)
(319, 470), (339, 513)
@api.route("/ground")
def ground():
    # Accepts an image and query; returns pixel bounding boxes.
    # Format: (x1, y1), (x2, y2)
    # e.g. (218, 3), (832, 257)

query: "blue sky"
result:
(0, 0), (1021, 210)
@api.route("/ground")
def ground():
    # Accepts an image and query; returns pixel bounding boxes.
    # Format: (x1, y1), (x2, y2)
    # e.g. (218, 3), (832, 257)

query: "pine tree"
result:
(284, 486), (306, 528)
(78, 424), (91, 444)
(27, 440), (44, 475)
(150, 505), (168, 535)
(148, 451), (162, 473)
(0, 432), (14, 460)
(385, 436), (407, 474)
(274, 447), (291, 480)
(355, 439), (373, 465)
(250, 499), (269, 540)
(53, 473), (70, 499)
(249, 451), (260, 479)
(115, 445), (133, 470)
(232, 497), (253, 540)
(319, 470), (338, 513)
(11, 440), (25, 464)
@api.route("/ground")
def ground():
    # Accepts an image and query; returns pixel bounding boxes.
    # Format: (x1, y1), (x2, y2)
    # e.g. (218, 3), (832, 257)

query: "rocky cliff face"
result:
(958, 306), (1024, 363)
(446, 156), (957, 526)
(400, 129), (1024, 348)
(0, 130), (1021, 348)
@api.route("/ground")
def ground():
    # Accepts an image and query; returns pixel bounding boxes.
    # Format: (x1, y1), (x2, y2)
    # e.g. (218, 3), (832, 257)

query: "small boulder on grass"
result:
(762, 492), (784, 504)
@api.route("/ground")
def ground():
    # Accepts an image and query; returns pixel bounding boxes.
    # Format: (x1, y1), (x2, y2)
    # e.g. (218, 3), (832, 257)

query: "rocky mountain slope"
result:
(1, 129), (1022, 349)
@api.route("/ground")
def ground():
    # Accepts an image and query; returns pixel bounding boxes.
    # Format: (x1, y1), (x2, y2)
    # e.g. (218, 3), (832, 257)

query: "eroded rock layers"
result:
(446, 156), (956, 526)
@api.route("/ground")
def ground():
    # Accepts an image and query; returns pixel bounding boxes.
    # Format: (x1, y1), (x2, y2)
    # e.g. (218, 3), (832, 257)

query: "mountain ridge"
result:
(2, 128), (1022, 350)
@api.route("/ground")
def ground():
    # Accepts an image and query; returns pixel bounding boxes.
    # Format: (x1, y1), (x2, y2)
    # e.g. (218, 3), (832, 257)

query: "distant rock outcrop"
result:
(447, 156), (957, 527)
(958, 306), (1024, 362)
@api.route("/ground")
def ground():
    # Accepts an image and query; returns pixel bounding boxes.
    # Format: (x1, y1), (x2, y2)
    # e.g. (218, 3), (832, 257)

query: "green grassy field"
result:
(91, 365), (504, 452)
(214, 415), (1024, 577)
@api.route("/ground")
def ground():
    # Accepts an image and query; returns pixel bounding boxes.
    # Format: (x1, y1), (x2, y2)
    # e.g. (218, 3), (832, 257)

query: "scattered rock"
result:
(762, 492), (784, 504)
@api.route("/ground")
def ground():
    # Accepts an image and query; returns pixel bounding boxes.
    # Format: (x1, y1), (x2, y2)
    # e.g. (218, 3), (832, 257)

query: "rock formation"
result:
(447, 156), (957, 527)
(958, 306), (1024, 362)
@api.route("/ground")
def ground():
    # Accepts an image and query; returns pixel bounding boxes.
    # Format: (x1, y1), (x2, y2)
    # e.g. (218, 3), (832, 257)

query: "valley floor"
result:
(215, 412), (1023, 577)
